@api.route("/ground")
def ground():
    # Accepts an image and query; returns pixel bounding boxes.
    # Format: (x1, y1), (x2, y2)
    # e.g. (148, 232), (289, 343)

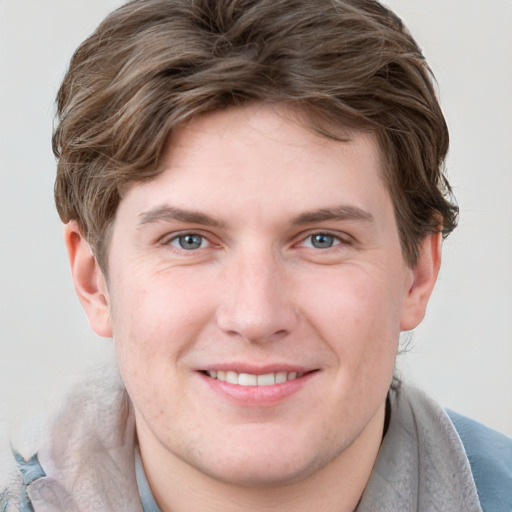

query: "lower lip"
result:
(199, 371), (317, 407)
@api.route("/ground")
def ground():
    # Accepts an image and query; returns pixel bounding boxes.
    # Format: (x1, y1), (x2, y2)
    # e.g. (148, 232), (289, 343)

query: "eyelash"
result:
(298, 232), (345, 250)
(161, 230), (350, 253)
(164, 232), (212, 251)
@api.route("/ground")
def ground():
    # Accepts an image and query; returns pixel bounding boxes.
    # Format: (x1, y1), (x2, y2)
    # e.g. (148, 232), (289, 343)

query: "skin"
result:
(66, 104), (441, 512)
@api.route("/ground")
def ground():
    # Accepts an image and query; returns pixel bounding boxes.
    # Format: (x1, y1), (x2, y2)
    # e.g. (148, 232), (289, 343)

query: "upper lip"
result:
(198, 363), (316, 375)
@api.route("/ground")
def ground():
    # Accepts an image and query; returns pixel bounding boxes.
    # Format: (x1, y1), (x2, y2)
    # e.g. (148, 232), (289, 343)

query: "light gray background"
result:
(1, 0), (511, 438)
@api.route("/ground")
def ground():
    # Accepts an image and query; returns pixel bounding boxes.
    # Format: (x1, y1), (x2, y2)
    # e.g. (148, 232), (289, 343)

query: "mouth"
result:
(198, 367), (319, 405)
(202, 370), (307, 386)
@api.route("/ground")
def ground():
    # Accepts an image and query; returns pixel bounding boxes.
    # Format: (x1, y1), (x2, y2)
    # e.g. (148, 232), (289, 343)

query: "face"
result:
(75, 104), (437, 488)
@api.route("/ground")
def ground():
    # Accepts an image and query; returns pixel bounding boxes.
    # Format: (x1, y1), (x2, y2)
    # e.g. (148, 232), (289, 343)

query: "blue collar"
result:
(135, 445), (162, 512)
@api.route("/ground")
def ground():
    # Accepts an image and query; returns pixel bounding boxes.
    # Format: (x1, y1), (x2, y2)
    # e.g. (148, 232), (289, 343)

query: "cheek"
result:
(299, 266), (403, 370)
(108, 269), (217, 377)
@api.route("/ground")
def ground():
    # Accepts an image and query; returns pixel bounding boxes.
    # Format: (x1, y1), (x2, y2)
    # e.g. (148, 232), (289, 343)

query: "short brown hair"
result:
(53, 0), (458, 270)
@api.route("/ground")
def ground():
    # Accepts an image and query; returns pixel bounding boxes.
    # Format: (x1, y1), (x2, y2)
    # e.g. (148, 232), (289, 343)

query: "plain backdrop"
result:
(0, 0), (511, 439)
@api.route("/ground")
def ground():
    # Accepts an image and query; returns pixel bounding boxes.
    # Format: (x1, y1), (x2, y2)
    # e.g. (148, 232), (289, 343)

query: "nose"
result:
(216, 249), (299, 344)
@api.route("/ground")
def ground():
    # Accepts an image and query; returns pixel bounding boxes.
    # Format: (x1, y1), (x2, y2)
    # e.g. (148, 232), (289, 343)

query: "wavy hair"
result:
(53, 0), (458, 270)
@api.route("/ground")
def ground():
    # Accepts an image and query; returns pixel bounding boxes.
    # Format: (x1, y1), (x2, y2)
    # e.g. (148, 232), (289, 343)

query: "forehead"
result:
(165, 105), (380, 170)
(117, 104), (392, 229)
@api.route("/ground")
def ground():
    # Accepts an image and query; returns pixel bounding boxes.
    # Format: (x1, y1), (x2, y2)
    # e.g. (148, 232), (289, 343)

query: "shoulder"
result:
(3, 364), (137, 511)
(0, 444), (22, 512)
(447, 409), (512, 512)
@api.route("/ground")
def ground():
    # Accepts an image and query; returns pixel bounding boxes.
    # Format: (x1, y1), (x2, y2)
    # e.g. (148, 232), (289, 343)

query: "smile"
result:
(205, 370), (305, 386)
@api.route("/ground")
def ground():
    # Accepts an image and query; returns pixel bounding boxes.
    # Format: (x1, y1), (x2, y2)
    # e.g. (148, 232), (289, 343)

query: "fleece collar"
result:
(11, 372), (482, 511)
(357, 385), (482, 512)
(12, 368), (142, 511)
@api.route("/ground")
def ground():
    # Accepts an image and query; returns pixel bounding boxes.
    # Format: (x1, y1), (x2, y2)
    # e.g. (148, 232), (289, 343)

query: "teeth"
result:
(239, 373), (257, 386)
(206, 370), (303, 386)
(275, 371), (287, 384)
(226, 371), (238, 385)
(257, 373), (275, 386)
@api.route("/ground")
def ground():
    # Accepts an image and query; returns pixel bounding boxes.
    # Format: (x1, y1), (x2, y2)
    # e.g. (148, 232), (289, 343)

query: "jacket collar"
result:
(357, 385), (482, 511)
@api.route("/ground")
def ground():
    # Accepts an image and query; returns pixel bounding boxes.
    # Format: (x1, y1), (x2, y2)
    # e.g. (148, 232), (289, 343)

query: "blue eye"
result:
(306, 233), (340, 249)
(171, 234), (206, 250)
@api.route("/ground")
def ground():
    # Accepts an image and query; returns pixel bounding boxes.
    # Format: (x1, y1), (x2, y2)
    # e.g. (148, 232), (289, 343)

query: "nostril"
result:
(233, 328), (290, 345)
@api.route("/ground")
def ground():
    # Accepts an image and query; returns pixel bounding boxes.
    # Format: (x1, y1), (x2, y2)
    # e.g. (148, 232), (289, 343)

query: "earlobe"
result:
(400, 232), (442, 332)
(64, 221), (113, 338)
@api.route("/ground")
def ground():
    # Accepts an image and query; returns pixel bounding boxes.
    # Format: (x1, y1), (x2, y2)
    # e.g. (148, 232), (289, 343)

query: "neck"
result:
(138, 403), (385, 512)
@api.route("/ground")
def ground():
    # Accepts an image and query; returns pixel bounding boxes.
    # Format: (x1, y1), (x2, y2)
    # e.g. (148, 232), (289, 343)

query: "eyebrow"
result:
(138, 206), (226, 228)
(138, 204), (373, 229)
(291, 205), (374, 225)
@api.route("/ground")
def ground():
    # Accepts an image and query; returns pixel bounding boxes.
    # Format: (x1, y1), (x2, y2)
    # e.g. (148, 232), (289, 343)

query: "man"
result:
(2, 0), (511, 510)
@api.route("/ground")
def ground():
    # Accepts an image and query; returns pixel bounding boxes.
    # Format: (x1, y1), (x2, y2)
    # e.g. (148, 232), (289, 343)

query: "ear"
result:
(400, 232), (442, 332)
(64, 221), (113, 338)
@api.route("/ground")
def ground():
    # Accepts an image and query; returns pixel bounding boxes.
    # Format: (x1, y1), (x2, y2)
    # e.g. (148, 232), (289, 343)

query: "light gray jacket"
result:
(1, 372), (511, 511)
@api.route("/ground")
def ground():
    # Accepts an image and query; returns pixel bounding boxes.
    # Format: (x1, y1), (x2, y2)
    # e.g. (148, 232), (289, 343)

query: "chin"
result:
(200, 453), (323, 488)
(184, 426), (346, 488)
